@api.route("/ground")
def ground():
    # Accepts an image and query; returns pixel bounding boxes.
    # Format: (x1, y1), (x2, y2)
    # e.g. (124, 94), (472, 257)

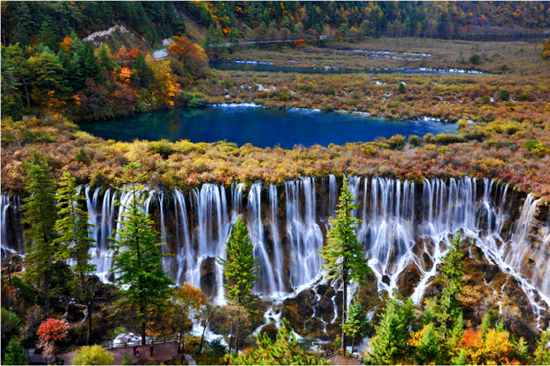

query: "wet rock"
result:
(316, 284), (329, 297)
(65, 303), (85, 322)
(396, 265), (421, 298)
(303, 318), (328, 340)
(317, 296), (335, 324)
(259, 323), (278, 342)
(480, 263), (500, 282)
(422, 252), (433, 269)
(382, 275), (391, 286)
(200, 257), (217, 299)
(107, 273), (115, 283)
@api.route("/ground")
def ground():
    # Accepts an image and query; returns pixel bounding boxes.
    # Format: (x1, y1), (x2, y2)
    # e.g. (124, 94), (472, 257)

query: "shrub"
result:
(121, 352), (133, 365)
(517, 92), (530, 102)
(480, 95), (491, 104)
(72, 345), (114, 365)
(469, 54), (481, 65)
(5, 339), (27, 365)
(408, 134), (421, 146)
(136, 102), (148, 113)
(522, 140), (548, 156)
(149, 140), (175, 158)
(499, 90), (510, 101)
(398, 83), (405, 93)
(387, 134), (406, 150)
(435, 133), (466, 144)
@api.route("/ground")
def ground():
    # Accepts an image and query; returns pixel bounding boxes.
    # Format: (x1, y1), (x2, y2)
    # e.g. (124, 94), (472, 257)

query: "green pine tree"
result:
(439, 233), (465, 328)
(366, 297), (412, 365)
(320, 175), (371, 353)
(82, 41), (103, 84)
(97, 43), (117, 72)
(227, 318), (329, 365)
(217, 216), (261, 315)
(53, 172), (96, 345)
(5, 338), (27, 365)
(132, 50), (152, 88)
(414, 323), (441, 365)
(342, 300), (368, 354)
(452, 349), (467, 366)
(110, 162), (175, 345)
(21, 152), (59, 318)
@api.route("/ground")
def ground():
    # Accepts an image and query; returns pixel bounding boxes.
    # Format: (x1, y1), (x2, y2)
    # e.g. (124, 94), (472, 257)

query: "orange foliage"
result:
(113, 45), (150, 62)
(46, 90), (67, 113)
(60, 36), (72, 53)
(117, 67), (133, 85)
(294, 39), (306, 47)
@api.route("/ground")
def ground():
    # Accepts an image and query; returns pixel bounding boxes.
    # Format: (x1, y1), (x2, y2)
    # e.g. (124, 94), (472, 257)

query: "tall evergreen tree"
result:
(21, 152), (58, 319)
(319, 176), (371, 353)
(109, 162), (175, 345)
(217, 216), (261, 314)
(81, 41), (103, 84)
(53, 172), (96, 345)
(132, 50), (152, 88)
(414, 323), (441, 365)
(342, 300), (369, 354)
(366, 297), (413, 365)
(439, 233), (465, 330)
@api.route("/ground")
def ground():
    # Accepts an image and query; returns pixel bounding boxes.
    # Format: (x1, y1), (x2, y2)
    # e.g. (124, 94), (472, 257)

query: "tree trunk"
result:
(198, 320), (208, 354)
(22, 77), (30, 111)
(351, 338), (355, 355)
(87, 299), (93, 346)
(341, 278), (347, 355)
(45, 270), (50, 319)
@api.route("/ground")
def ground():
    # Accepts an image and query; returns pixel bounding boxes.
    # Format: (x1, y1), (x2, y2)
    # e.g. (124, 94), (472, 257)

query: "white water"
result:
(2, 176), (549, 327)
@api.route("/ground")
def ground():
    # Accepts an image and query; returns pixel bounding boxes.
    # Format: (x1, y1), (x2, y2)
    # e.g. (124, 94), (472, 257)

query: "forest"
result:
(2, 1), (550, 366)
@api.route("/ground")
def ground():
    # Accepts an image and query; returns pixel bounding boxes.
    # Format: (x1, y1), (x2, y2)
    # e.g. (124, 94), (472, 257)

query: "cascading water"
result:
(285, 177), (324, 289)
(2, 176), (549, 329)
(247, 182), (277, 295)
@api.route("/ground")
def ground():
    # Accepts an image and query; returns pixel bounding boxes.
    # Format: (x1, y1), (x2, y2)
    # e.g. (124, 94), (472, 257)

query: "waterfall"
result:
(285, 177), (324, 289)
(2, 176), (549, 323)
(247, 182), (277, 295)
(269, 184), (284, 294)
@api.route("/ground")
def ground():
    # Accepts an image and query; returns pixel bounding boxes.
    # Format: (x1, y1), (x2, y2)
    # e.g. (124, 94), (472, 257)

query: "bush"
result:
(517, 92), (530, 102)
(522, 140), (548, 156)
(5, 339), (27, 365)
(387, 134), (406, 150)
(434, 133), (466, 144)
(469, 54), (481, 65)
(72, 345), (114, 365)
(398, 83), (405, 93)
(480, 95), (491, 104)
(408, 134), (421, 146)
(121, 352), (133, 365)
(136, 102), (148, 113)
(499, 90), (510, 101)
(149, 140), (175, 159)
(180, 92), (202, 108)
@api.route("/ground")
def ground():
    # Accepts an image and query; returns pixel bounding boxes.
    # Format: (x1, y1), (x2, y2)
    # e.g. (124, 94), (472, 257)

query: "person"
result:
(150, 344), (154, 357)
(133, 345), (137, 356)
(136, 346), (140, 356)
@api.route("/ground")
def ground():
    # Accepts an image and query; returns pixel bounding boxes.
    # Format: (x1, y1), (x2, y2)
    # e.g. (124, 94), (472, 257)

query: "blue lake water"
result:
(77, 105), (456, 149)
(209, 61), (484, 75)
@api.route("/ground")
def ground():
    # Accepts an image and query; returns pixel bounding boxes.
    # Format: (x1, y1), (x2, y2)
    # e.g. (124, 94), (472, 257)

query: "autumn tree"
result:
(169, 283), (206, 355)
(541, 37), (550, 60)
(21, 152), (58, 318)
(320, 176), (371, 353)
(36, 318), (69, 363)
(217, 216), (261, 314)
(53, 172), (96, 345)
(110, 162), (175, 345)
(72, 345), (114, 365)
(533, 330), (550, 365)
(218, 305), (251, 355)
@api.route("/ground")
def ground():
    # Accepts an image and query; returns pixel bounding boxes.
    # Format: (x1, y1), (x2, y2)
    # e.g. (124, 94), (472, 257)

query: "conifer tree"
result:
(110, 162), (175, 345)
(366, 297), (412, 365)
(533, 330), (550, 365)
(82, 41), (103, 84)
(132, 51), (152, 88)
(414, 323), (441, 365)
(439, 233), (465, 328)
(320, 176), (371, 353)
(342, 300), (368, 354)
(22, 152), (58, 318)
(54, 172), (96, 345)
(217, 216), (261, 314)
(5, 338), (27, 365)
(227, 318), (329, 365)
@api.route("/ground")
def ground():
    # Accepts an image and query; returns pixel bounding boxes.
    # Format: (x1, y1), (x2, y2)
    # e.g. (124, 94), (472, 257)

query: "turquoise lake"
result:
(77, 105), (456, 149)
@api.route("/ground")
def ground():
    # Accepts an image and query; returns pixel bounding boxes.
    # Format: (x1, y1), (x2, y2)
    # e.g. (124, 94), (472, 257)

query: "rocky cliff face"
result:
(2, 175), (549, 342)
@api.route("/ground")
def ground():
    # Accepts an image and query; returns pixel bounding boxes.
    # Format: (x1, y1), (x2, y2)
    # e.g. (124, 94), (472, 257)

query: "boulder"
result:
(200, 257), (217, 299)
(259, 323), (278, 342)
